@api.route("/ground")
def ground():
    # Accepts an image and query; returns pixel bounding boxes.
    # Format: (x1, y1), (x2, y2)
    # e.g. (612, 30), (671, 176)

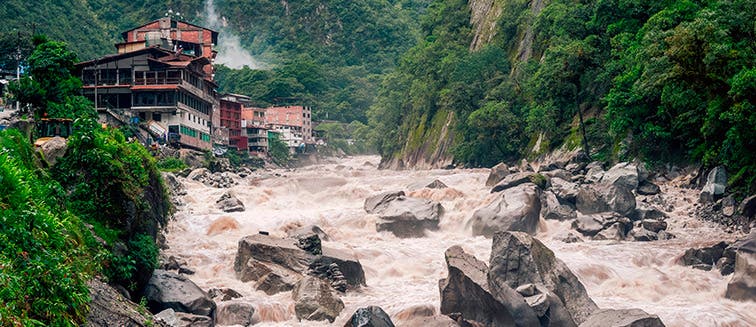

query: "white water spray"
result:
(204, 0), (263, 69)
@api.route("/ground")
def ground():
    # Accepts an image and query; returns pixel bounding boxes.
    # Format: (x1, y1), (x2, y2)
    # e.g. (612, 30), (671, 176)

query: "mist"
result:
(204, 0), (264, 69)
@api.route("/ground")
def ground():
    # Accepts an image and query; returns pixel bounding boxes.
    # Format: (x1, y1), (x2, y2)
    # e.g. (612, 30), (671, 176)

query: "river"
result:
(162, 155), (755, 326)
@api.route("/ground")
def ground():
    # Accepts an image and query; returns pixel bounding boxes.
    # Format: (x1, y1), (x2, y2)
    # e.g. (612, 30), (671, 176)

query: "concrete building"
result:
(264, 105), (313, 151)
(241, 106), (268, 156)
(76, 18), (219, 151)
(219, 94), (250, 152)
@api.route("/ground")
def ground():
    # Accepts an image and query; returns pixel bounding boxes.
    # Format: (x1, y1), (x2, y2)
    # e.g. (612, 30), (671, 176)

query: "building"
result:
(241, 106), (268, 156)
(219, 94), (250, 152)
(76, 18), (219, 150)
(264, 105), (313, 151)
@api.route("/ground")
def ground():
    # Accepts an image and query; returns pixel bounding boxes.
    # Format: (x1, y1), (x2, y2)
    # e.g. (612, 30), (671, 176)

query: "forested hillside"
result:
(369, 0), (755, 192)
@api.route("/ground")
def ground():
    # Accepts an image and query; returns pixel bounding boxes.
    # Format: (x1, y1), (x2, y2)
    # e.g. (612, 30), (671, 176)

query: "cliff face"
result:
(380, 110), (456, 170)
(469, 0), (505, 51)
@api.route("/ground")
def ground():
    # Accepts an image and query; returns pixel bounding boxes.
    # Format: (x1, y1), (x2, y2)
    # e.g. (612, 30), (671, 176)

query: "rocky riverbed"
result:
(157, 155), (755, 326)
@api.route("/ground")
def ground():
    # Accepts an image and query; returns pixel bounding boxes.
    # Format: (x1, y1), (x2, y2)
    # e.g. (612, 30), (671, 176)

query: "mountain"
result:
(367, 0), (755, 192)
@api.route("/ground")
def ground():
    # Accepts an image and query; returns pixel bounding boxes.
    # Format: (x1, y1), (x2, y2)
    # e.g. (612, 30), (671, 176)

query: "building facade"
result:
(219, 94), (250, 152)
(76, 18), (219, 151)
(264, 105), (313, 151)
(241, 106), (268, 156)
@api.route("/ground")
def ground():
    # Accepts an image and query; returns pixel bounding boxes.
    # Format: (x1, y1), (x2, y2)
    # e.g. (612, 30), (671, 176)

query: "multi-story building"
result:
(76, 18), (219, 150)
(219, 94), (250, 152)
(241, 106), (268, 156)
(264, 105), (313, 151)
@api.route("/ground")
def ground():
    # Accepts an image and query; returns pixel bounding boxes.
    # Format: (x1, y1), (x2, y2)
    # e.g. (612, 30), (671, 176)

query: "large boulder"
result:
(679, 242), (728, 271)
(216, 190), (245, 212)
(700, 166), (727, 203)
(602, 163), (639, 191)
(364, 191), (405, 214)
(550, 177), (580, 205)
(471, 183), (542, 237)
(725, 233), (756, 301)
(343, 306), (395, 327)
(374, 195), (444, 238)
(215, 300), (256, 326)
(636, 181), (661, 196)
(486, 163), (510, 187)
(543, 190), (577, 221)
(86, 279), (168, 327)
(240, 259), (302, 295)
(491, 172), (543, 193)
(439, 246), (537, 326)
(234, 234), (366, 289)
(579, 309), (664, 327)
(143, 270), (216, 317)
(39, 136), (68, 166)
(488, 232), (598, 325)
(576, 183), (636, 216)
(292, 275), (345, 323)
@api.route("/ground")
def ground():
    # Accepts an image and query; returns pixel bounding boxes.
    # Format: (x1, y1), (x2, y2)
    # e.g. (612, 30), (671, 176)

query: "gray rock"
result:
(488, 232), (598, 325)
(542, 169), (572, 181)
(252, 261), (302, 295)
(438, 246), (535, 327)
(641, 220), (667, 233)
(39, 136), (68, 167)
(187, 168), (210, 181)
(292, 275), (345, 323)
(602, 162), (639, 191)
(585, 164), (605, 184)
(628, 206), (667, 221)
(550, 177), (580, 205)
(725, 232), (756, 301)
(174, 312), (212, 327)
(143, 270), (216, 317)
(344, 306), (395, 327)
(287, 224), (331, 241)
(657, 231), (675, 240)
(593, 223), (626, 241)
(515, 284), (537, 297)
(738, 195), (756, 219)
(628, 228), (657, 242)
(426, 179), (449, 189)
(471, 183), (542, 237)
(364, 191), (405, 214)
(576, 183), (636, 216)
(487, 163), (510, 187)
(375, 195), (444, 238)
(722, 195), (737, 217)
(216, 190), (245, 212)
(234, 234), (366, 289)
(679, 242), (728, 268)
(560, 232), (584, 243)
(154, 309), (177, 326)
(543, 190), (577, 221)
(637, 181), (661, 196)
(700, 166), (727, 203)
(215, 300), (256, 326)
(163, 172), (187, 197)
(491, 172), (540, 193)
(572, 214), (608, 237)
(579, 308), (664, 327)
(525, 293), (550, 317)
(207, 288), (243, 302)
(85, 279), (168, 327)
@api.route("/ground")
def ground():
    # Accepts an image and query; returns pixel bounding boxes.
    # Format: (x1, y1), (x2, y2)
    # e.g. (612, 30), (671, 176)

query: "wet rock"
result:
(215, 300), (256, 326)
(722, 195), (737, 217)
(559, 232), (584, 243)
(174, 312), (212, 327)
(343, 306), (395, 327)
(486, 163), (510, 187)
(543, 190), (577, 221)
(572, 214), (608, 237)
(593, 223), (626, 241)
(525, 286), (576, 327)
(550, 177), (580, 205)
(374, 195), (444, 238)
(602, 162), (639, 191)
(679, 242), (729, 271)
(488, 231), (599, 325)
(154, 309), (178, 326)
(627, 228), (657, 242)
(641, 219), (667, 233)
(657, 230), (675, 240)
(143, 270), (216, 317)
(287, 224), (332, 241)
(700, 166), (727, 203)
(628, 205), (667, 222)
(187, 168), (210, 181)
(86, 279), (167, 327)
(490, 172), (543, 193)
(471, 183), (542, 237)
(364, 191), (405, 214)
(296, 233), (323, 255)
(252, 261), (302, 295)
(439, 245), (535, 326)
(292, 275), (345, 323)
(207, 288), (243, 302)
(739, 195), (756, 219)
(234, 234), (366, 289)
(576, 183), (636, 216)
(426, 179), (449, 189)
(39, 136), (68, 167)
(637, 181), (661, 195)
(579, 308), (665, 327)
(216, 190), (245, 212)
(725, 232), (756, 301)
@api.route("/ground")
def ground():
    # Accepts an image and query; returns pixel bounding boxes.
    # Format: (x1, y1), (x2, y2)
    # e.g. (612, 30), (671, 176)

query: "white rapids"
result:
(162, 155), (756, 326)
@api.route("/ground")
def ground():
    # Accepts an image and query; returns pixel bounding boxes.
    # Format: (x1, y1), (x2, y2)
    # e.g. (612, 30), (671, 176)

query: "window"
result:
(153, 113), (162, 122)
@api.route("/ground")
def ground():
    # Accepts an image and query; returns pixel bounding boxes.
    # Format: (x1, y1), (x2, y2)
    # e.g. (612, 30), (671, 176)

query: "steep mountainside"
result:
(369, 0), (756, 193)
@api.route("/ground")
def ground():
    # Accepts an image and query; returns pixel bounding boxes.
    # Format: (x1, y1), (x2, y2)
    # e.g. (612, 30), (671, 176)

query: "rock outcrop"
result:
(486, 163), (510, 187)
(365, 191), (444, 238)
(216, 190), (245, 212)
(86, 279), (167, 327)
(725, 232), (756, 301)
(344, 306), (395, 327)
(215, 300), (257, 326)
(39, 136), (68, 167)
(471, 183), (542, 237)
(488, 232), (598, 325)
(700, 166), (727, 203)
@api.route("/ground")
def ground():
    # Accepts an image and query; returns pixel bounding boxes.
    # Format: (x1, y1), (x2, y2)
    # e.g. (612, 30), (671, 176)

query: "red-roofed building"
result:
(76, 18), (220, 151)
(219, 94), (250, 152)
(241, 106), (268, 156)
(264, 105), (313, 151)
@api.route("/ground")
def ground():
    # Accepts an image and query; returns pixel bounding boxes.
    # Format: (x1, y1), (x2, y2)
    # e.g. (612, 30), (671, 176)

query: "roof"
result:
(76, 46), (172, 67)
(120, 18), (219, 42)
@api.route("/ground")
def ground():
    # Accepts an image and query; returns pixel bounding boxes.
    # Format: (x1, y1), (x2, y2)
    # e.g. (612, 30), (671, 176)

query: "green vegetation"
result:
(268, 135), (291, 166)
(1, 38), (170, 325)
(314, 121), (372, 155)
(156, 157), (189, 172)
(370, 0), (756, 192)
